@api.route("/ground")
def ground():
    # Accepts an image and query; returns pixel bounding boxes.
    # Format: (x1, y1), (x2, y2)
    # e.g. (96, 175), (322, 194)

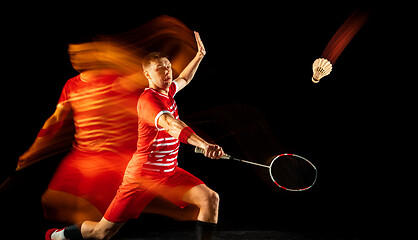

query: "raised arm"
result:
(157, 113), (223, 159)
(17, 102), (72, 169)
(174, 31), (206, 92)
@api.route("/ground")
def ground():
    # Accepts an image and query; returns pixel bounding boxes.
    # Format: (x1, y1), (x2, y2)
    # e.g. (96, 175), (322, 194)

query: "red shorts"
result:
(48, 149), (132, 214)
(103, 167), (204, 222)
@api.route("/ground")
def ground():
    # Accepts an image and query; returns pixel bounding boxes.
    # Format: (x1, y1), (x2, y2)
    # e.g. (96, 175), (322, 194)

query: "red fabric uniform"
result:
(57, 74), (138, 154)
(104, 82), (204, 222)
(48, 73), (139, 214)
(135, 81), (181, 173)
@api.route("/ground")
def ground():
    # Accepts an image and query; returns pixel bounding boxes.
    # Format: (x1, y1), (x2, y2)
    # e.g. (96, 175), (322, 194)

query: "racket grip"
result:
(194, 146), (204, 154)
(194, 147), (231, 159)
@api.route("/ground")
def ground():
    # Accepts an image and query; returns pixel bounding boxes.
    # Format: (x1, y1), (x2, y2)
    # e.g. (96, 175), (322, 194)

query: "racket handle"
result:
(194, 147), (231, 160)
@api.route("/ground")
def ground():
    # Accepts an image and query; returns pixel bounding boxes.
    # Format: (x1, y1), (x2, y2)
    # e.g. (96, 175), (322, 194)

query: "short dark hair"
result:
(142, 52), (168, 70)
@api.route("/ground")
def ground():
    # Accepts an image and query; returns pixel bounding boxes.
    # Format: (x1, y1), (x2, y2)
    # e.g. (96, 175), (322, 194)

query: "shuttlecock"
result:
(312, 58), (332, 83)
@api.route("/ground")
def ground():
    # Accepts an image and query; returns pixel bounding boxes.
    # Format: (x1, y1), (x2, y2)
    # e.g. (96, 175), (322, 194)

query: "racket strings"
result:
(270, 155), (316, 190)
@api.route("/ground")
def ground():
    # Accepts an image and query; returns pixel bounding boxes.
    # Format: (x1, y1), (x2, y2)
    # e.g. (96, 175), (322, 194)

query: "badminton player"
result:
(18, 42), (140, 224)
(47, 31), (224, 240)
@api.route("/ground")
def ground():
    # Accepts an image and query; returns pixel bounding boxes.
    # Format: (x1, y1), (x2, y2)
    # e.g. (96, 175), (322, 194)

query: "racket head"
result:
(269, 153), (317, 191)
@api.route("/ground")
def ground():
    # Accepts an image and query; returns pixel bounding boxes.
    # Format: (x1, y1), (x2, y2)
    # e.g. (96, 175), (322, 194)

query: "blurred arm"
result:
(17, 102), (72, 169)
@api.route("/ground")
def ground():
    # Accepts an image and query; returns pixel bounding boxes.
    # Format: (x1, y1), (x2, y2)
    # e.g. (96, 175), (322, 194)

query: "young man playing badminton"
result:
(46, 31), (224, 240)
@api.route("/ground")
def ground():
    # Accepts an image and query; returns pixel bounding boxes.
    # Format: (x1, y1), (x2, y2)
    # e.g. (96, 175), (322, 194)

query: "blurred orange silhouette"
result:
(18, 15), (201, 224)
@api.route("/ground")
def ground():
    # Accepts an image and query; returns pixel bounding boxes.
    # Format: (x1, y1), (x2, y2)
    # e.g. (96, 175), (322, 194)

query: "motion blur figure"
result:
(18, 41), (141, 224)
(18, 16), (202, 225)
(46, 30), (224, 240)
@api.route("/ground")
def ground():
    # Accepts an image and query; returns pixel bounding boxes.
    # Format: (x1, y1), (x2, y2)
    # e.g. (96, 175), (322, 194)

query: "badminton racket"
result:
(195, 147), (317, 191)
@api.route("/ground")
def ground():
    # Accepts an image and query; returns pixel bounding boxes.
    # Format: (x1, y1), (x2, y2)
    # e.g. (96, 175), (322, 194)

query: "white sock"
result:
(51, 228), (67, 240)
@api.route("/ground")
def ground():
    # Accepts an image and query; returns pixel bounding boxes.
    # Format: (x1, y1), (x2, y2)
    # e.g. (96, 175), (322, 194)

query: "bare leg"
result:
(182, 184), (220, 223)
(80, 218), (124, 240)
(43, 189), (200, 225)
(52, 185), (218, 239)
(142, 196), (200, 221)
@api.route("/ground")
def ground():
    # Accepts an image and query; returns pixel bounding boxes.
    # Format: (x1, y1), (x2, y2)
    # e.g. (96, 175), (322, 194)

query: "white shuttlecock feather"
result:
(312, 58), (333, 83)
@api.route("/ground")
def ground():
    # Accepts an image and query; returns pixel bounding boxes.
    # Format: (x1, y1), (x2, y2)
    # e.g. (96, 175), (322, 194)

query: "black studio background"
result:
(1, 2), (409, 239)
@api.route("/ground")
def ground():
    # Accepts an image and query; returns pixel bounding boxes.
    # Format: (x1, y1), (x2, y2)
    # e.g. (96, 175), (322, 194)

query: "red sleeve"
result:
(169, 81), (178, 98)
(139, 93), (170, 129)
(58, 82), (70, 106)
(57, 75), (80, 106)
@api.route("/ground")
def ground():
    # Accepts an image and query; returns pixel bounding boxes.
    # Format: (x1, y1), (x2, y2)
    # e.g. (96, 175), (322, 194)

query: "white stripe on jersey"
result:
(150, 147), (179, 155)
(153, 137), (176, 142)
(144, 161), (176, 166)
(152, 141), (178, 147)
(164, 166), (177, 172)
(154, 110), (171, 130)
(139, 83), (180, 173)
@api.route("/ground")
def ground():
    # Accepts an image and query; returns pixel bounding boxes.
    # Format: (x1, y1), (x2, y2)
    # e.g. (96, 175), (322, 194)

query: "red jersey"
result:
(103, 81), (206, 223)
(58, 74), (138, 153)
(48, 73), (140, 216)
(132, 82), (180, 174)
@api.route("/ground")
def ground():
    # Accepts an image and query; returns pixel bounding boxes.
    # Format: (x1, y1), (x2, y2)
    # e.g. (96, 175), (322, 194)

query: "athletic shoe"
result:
(45, 228), (58, 240)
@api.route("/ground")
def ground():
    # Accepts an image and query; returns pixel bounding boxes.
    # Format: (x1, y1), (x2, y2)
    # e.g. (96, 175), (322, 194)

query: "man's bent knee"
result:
(183, 185), (220, 211)
(199, 189), (220, 213)
(208, 190), (220, 208)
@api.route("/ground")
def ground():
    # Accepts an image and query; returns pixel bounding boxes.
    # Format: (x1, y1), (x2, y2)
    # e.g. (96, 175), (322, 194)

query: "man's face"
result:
(144, 57), (173, 90)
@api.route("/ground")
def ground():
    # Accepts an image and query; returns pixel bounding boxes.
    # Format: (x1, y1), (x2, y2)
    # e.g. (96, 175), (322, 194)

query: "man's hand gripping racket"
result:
(195, 147), (317, 191)
(199, 144), (224, 159)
